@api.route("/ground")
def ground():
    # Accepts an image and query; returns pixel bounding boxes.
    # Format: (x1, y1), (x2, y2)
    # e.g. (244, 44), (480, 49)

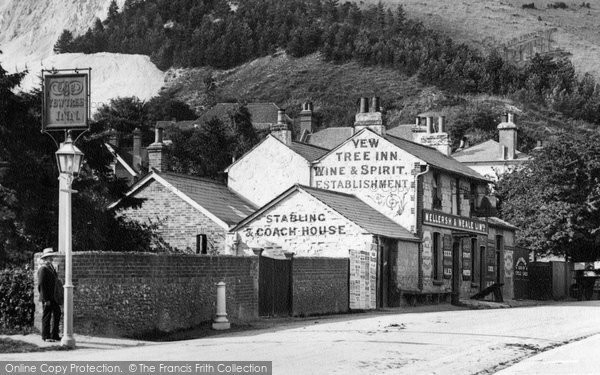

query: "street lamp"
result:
(55, 131), (84, 348)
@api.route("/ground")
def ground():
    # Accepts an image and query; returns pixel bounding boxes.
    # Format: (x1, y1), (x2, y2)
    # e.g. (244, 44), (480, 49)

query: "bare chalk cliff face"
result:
(0, 0), (164, 108)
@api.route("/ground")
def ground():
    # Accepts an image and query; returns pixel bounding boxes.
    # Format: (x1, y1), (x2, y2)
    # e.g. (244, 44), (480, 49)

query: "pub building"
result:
(224, 97), (519, 310)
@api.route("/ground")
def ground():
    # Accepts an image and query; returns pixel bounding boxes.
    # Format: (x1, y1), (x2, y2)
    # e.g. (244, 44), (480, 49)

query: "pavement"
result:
(2, 300), (599, 374)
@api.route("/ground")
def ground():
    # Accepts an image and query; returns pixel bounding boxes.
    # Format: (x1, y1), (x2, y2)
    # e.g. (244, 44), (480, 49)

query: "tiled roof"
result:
(383, 133), (488, 182)
(306, 127), (354, 149)
(198, 102), (291, 131)
(452, 140), (530, 163)
(386, 124), (416, 140)
(159, 172), (257, 226)
(300, 186), (420, 241)
(485, 216), (519, 231)
(289, 141), (330, 162)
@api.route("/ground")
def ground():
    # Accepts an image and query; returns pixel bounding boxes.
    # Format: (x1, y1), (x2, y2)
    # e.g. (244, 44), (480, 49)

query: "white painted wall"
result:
(228, 136), (311, 207)
(234, 190), (377, 309)
(312, 131), (421, 232)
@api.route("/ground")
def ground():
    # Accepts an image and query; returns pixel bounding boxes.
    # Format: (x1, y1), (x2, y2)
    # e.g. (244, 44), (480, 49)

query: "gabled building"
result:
(452, 113), (530, 180)
(232, 184), (420, 309)
(110, 128), (256, 254)
(228, 97), (520, 307)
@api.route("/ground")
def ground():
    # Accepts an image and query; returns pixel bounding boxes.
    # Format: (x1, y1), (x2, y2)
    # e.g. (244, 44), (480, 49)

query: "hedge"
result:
(0, 267), (35, 329)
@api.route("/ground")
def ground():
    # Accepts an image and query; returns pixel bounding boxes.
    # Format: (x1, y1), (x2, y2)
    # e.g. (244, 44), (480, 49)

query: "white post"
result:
(60, 173), (76, 348)
(212, 281), (231, 330)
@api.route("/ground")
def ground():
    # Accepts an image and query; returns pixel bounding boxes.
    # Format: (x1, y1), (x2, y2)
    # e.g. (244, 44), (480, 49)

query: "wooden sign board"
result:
(43, 73), (90, 131)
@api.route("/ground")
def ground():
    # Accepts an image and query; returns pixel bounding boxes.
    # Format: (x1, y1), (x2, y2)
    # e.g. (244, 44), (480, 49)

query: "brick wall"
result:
(119, 180), (226, 253)
(34, 252), (258, 337)
(292, 257), (349, 316)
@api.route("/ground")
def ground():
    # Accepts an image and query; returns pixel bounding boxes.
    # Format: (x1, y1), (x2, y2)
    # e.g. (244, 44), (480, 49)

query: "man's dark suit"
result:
(38, 262), (61, 341)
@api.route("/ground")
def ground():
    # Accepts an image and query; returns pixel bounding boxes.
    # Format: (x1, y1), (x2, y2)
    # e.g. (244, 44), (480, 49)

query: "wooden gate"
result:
(513, 247), (530, 300)
(259, 254), (292, 317)
(528, 262), (552, 300)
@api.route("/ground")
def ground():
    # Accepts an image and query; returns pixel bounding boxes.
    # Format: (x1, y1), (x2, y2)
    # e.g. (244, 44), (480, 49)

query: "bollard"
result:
(212, 281), (231, 330)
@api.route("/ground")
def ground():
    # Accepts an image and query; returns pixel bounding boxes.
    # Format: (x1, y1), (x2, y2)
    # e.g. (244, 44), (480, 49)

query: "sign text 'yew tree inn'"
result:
(116, 97), (519, 311)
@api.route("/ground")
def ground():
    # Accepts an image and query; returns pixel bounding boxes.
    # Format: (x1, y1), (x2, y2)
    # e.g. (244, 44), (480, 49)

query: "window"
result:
(196, 234), (208, 254)
(432, 173), (442, 209)
(433, 232), (442, 280)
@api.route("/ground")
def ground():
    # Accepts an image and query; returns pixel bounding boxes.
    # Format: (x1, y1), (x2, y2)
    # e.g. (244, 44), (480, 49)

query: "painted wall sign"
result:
(422, 209), (488, 234)
(243, 212), (347, 238)
(443, 234), (452, 279)
(43, 73), (89, 130)
(462, 238), (472, 281)
(312, 133), (419, 231)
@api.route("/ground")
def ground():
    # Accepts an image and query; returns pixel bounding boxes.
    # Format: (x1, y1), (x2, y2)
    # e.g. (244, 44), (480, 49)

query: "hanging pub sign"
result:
(422, 209), (488, 235)
(42, 70), (90, 131)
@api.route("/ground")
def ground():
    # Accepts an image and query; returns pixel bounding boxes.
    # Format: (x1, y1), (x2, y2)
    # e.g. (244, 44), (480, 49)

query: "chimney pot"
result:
(359, 97), (369, 113)
(370, 97), (380, 113)
(507, 113), (515, 123)
(154, 127), (163, 144)
(426, 117), (434, 134)
(502, 113), (509, 123)
(277, 109), (285, 125)
(438, 116), (446, 133)
(415, 117), (420, 126)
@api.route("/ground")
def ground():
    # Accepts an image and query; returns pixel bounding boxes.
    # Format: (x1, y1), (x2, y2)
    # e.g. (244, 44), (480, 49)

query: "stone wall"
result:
(34, 252), (258, 337)
(118, 180), (226, 253)
(292, 257), (349, 316)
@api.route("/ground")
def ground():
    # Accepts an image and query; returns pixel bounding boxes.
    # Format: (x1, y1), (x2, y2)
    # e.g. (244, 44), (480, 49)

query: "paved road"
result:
(3, 301), (600, 374)
(497, 333), (600, 375)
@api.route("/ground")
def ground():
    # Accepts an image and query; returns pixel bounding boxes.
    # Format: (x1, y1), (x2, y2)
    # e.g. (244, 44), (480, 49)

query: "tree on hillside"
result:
(53, 30), (74, 54)
(496, 131), (600, 261)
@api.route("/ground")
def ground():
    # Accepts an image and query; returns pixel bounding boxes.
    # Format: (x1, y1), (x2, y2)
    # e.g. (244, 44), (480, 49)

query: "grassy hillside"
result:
(369, 0), (600, 79)
(163, 51), (577, 152)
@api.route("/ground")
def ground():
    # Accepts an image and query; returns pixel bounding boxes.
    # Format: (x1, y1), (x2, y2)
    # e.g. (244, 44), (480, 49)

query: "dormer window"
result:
(432, 172), (442, 209)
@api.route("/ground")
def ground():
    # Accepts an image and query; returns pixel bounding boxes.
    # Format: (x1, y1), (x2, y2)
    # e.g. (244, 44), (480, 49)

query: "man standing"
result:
(38, 248), (61, 342)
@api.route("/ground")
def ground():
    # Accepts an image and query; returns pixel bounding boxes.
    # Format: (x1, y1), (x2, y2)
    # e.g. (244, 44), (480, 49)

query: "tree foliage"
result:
(55, 0), (600, 128)
(0, 59), (168, 267)
(167, 104), (258, 179)
(496, 131), (600, 261)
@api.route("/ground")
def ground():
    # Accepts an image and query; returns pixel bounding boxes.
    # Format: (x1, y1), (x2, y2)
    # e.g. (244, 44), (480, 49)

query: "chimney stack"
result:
(108, 128), (120, 148)
(132, 127), (142, 168)
(147, 127), (167, 172)
(354, 96), (385, 135)
(270, 109), (292, 145)
(299, 102), (314, 140)
(498, 112), (517, 160)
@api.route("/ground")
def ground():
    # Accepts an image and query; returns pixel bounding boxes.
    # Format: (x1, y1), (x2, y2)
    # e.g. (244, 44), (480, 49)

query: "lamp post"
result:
(55, 131), (84, 348)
